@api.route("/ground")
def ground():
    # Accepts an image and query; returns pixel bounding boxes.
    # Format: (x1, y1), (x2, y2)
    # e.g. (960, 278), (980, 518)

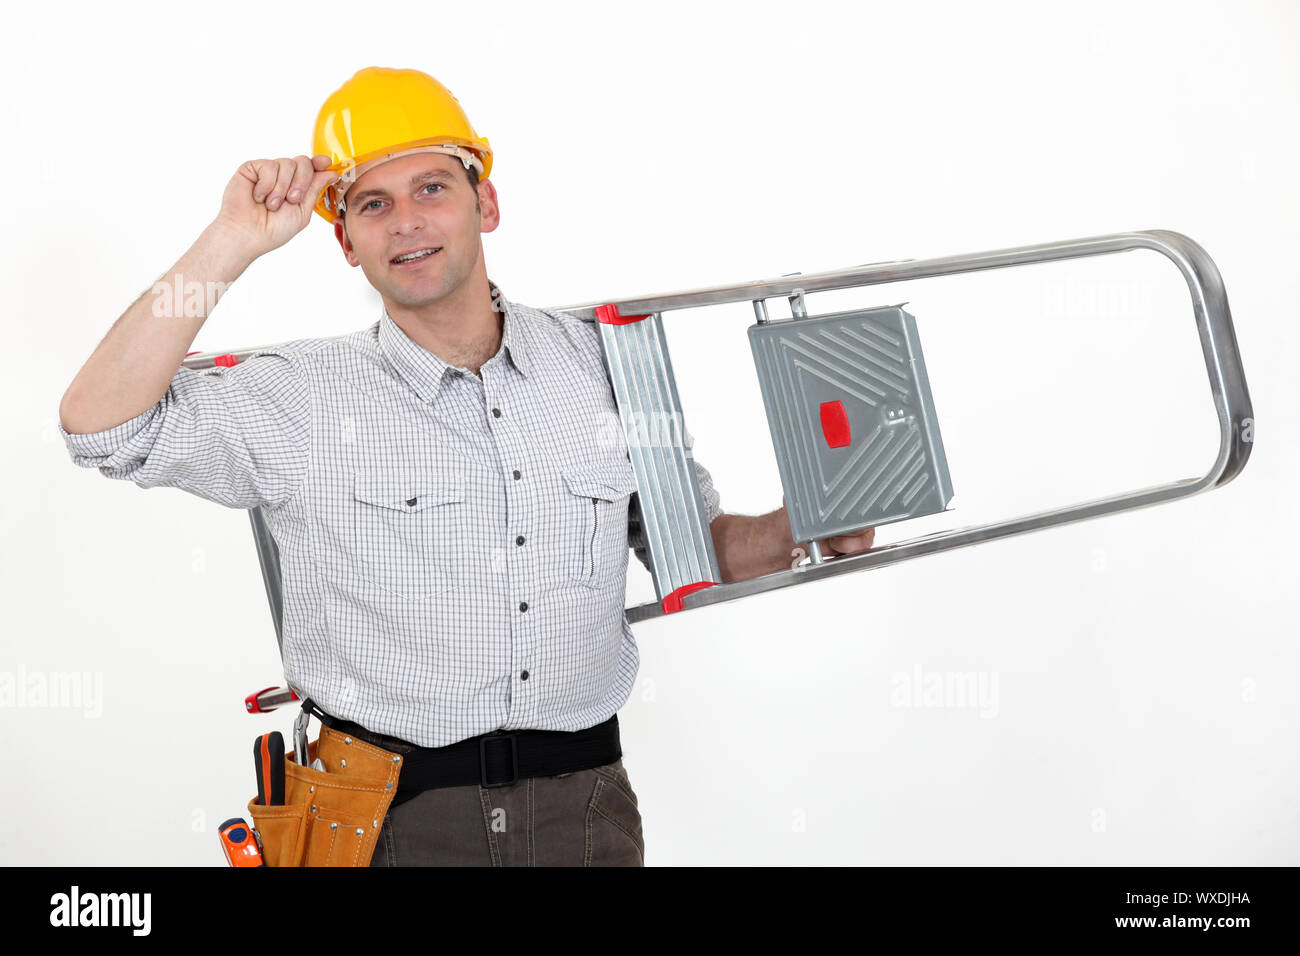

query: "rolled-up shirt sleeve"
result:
(629, 459), (722, 573)
(58, 348), (313, 511)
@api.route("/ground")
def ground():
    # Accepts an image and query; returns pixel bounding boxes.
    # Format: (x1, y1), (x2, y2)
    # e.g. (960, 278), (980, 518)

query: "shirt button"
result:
(515, 535), (525, 546)
(492, 407), (502, 418)
(520, 670), (529, 681)
(512, 470), (521, 480)
(519, 602), (528, 613)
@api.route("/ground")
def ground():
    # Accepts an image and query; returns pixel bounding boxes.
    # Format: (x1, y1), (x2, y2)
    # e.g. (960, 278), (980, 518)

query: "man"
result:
(58, 67), (875, 866)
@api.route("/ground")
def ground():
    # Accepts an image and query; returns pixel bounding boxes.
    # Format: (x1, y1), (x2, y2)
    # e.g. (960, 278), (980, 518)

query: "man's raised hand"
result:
(214, 154), (338, 261)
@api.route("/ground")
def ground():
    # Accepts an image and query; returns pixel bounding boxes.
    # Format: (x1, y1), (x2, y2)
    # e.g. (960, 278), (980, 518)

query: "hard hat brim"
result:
(314, 137), (493, 224)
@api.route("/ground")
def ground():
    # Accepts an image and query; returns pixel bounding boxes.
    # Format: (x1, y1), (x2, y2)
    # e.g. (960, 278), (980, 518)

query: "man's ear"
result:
(334, 218), (360, 266)
(477, 179), (501, 234)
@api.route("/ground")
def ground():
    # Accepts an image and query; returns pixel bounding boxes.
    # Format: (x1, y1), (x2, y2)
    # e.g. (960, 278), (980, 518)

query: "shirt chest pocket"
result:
(349, 471), (465, 600)
(562, 461), (640, 590)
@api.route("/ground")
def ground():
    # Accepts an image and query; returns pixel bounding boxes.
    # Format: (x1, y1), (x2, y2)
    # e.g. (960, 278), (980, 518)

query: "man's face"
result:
(333, 152), (499, 310)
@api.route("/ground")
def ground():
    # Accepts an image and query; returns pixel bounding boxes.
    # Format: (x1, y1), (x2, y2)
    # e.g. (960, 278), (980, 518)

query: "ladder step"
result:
(595, 306), (721, 610)
(749, 303), (953, 545)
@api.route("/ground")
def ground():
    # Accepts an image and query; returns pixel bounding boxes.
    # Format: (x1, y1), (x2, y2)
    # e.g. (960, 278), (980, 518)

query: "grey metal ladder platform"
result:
(181, 229), (1252, 714)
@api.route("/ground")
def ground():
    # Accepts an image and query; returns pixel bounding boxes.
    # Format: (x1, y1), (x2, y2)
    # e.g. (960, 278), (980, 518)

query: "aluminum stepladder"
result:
(191, 229), (1251, 715)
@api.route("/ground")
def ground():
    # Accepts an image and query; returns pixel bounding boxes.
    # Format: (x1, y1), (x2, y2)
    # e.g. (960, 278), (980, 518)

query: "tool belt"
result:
(247, 718), (402, 867)
(247, 699), (622, 866)
(315, 704), (623, 808)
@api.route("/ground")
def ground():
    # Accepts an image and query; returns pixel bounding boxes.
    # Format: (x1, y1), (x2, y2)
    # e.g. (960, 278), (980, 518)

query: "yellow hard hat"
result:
(311, 66), (493, 224)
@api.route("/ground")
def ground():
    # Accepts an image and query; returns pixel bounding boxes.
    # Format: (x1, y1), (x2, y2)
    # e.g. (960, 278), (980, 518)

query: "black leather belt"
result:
(301, 699), (621, 807)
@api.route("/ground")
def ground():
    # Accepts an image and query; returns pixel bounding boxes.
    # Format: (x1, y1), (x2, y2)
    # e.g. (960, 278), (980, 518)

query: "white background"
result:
(2, 0), (1296, 865)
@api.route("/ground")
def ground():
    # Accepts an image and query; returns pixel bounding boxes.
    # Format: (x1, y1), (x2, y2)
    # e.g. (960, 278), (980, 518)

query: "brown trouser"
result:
(368, 757), (645, 866)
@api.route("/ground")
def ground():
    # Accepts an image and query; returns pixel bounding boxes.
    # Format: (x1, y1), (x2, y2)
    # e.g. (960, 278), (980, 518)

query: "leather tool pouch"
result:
(247, 723), (403, 866)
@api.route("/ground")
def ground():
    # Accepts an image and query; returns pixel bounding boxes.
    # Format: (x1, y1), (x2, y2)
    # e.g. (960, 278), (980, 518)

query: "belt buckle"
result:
(479, 733), (518, 788)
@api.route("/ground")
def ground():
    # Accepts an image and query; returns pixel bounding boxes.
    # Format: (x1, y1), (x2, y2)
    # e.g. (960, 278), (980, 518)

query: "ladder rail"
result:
(189, 230), (1250, 631)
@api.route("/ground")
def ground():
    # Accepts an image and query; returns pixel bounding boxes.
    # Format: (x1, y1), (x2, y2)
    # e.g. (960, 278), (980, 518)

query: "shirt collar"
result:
(378, 281), (533, 404)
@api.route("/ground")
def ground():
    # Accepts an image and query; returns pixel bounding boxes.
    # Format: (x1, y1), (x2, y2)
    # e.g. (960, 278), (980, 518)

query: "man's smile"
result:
(390, 246), (442, 268)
